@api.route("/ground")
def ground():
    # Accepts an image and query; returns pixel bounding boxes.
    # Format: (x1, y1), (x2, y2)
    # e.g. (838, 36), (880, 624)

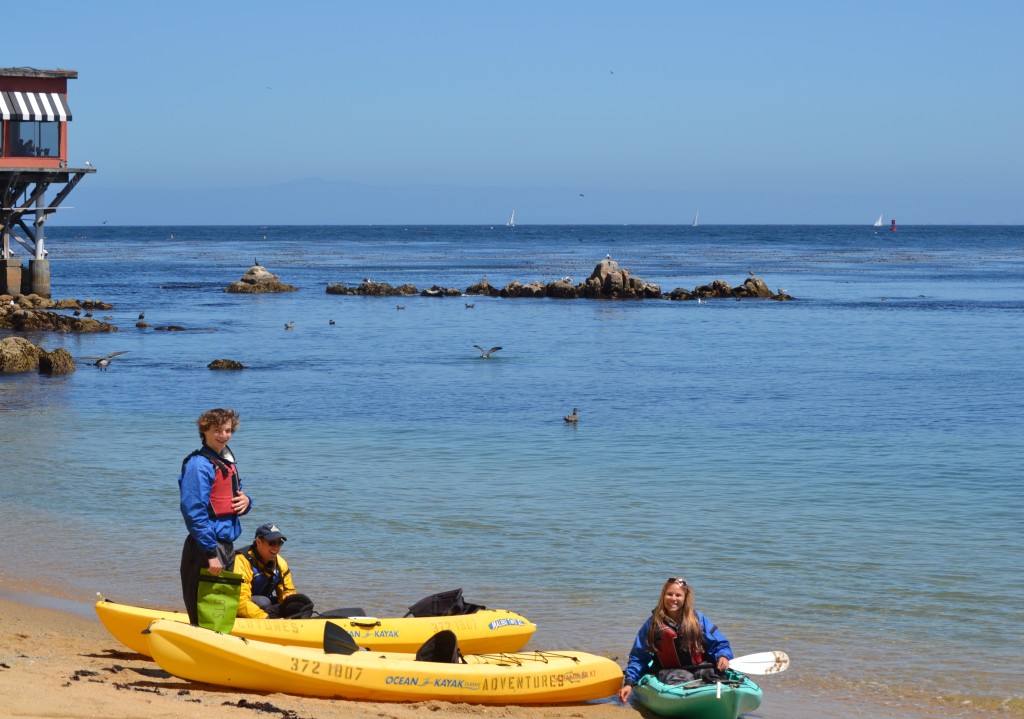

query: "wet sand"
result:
(2, 584), (993, 719)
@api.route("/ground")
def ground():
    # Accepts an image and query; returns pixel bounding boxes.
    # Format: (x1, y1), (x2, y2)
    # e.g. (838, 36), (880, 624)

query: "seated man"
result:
(234, 522), (298, 618)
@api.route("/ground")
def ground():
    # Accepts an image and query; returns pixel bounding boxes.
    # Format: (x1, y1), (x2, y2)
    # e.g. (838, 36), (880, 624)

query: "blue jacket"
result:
(178, 446), (250, 555)
(623, 611), (733, 685)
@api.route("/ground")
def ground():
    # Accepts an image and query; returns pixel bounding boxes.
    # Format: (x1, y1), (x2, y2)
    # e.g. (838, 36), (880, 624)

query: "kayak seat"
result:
(416, 630), (461, 663)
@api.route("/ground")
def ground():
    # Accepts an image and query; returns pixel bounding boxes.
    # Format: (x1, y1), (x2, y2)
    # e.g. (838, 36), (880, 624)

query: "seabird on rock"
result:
(254, 257), (260, 266)
(606, 254), (612, 260)
(473, 345), (502, 359)
(564, 408), (579, 423)
(748, 269), (756, 276)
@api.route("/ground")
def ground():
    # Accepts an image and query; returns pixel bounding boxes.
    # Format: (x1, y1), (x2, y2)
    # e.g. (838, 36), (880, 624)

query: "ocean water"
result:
(1, 224), (1022, 716)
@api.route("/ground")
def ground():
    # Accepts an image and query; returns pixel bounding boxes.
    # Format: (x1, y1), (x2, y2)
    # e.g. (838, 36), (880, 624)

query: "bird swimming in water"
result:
(473, 345), (502, 359)
(465, 303), (475, 308)
(396, 304), (405, 310)
(329, 319), (336, 325)
(84, 350), (128, 371)
(138, 312), (145, 320)
(73, 309), (81, 317)
(697, 297), (706, 305)
(564, 408), (579, 423)
(84, 310), (93, 317)
(284, 321), (294, 330)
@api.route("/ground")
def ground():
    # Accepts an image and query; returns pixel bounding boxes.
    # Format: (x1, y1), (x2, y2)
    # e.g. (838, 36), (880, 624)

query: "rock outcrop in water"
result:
(0, 337), (76, 374)
(224, 265), (298, 294)
(0, 295), (118, 332)
(324, 258), (793, 302)
(208, 359), (246, 370)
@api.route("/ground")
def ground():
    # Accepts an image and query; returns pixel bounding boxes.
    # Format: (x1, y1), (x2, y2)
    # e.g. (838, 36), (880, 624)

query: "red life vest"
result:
(653, 625), (704, 668)
(184, 448), (239, 517)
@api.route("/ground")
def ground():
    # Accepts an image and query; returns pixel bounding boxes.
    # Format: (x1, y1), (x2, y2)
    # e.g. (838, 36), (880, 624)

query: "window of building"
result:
(10, 121), (60, 157)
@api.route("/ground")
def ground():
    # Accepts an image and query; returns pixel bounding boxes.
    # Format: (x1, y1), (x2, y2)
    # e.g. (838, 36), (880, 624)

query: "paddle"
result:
(323, 621), (362, 655)
(729, 651), (790, 675)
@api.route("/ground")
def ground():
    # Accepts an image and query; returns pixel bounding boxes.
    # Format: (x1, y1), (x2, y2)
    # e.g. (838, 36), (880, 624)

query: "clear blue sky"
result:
(10, 1), (1023, 224)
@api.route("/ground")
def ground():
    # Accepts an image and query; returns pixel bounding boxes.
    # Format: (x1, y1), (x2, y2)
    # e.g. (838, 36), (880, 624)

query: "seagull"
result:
(73, 309), (81, 316)
(284, 321), (294, 330)
(84, 310), (93, 317)
(697, 297), (706, 305)
(748, 269), (756, 277)
(562, 276), (572, 283)
(465, 303), (475, 308)
(329, 319), (336, 325)
(474, 345), (502, 359)
(84, 350), (128, 371)
(84, 161), (93, 167)
(396, 305), (405, 310)
(254, 257), (260, 266)
(138, 312), (145, 320)
(605, 254), (612, 260)
(564, 408), (579, 423)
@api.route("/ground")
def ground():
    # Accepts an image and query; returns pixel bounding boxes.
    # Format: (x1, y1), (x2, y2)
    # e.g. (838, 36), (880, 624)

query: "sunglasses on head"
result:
(668, 577), (688, 588)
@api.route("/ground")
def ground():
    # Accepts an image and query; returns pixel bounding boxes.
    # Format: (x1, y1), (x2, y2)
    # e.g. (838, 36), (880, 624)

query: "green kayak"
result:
(634, 669), (763, 719)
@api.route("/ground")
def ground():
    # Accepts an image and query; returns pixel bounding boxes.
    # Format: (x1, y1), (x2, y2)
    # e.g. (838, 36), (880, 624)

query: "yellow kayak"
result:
(145, 619), (623, 704)
(95, 598), (535, 657)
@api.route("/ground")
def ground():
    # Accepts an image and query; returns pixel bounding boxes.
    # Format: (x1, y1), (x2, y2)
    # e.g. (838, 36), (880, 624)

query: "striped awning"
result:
(0, 91), (72, 121)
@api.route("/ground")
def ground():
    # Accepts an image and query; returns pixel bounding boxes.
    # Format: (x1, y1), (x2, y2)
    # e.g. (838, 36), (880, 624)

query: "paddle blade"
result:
(731, 651), (790, 675)
(324, 621), (360, 655)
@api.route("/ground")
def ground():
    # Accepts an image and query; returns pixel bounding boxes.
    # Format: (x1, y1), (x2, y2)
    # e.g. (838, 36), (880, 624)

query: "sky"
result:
(7, 1), (1023, 225)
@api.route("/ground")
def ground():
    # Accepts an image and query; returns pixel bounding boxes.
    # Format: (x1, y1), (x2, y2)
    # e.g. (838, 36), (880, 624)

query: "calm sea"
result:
(2, 225), (1022, 716)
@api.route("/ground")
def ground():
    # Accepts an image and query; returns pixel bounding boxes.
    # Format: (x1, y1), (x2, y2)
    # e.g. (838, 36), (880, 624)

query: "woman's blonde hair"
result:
(648, 577), (703, 658)
(197, 408), (240, 439)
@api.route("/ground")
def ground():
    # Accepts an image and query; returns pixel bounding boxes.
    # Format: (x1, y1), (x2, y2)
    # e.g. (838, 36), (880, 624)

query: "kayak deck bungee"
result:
(95, 597), (535, 657)
(634, 670), (763, 719)
(145, 619), (623, 704)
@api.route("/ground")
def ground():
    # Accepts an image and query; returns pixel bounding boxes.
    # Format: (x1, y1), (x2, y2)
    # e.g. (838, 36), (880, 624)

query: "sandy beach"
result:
(2, 581), (990, 719)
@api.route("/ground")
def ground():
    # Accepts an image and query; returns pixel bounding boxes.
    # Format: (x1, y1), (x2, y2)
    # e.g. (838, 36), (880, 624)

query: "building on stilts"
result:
(1, 66), (94, 298)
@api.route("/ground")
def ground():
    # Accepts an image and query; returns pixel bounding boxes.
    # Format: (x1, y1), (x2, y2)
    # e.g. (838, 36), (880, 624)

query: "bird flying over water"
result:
(83, 350), (128, 370)
(474, 345), (502, 359)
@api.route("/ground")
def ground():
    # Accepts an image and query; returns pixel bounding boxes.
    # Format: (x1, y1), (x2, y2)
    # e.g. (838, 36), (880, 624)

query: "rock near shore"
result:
(225, 266), (298, 294)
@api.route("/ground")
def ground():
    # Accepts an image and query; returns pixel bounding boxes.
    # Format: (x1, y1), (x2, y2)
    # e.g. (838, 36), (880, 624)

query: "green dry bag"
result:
(197, 569), (242, 633)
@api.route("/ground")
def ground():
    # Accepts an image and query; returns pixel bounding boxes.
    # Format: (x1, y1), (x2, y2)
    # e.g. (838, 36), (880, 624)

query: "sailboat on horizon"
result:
(692, 209), (700, 227)
(507, 209), (515, 227)
(873, 213), (884, 227)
